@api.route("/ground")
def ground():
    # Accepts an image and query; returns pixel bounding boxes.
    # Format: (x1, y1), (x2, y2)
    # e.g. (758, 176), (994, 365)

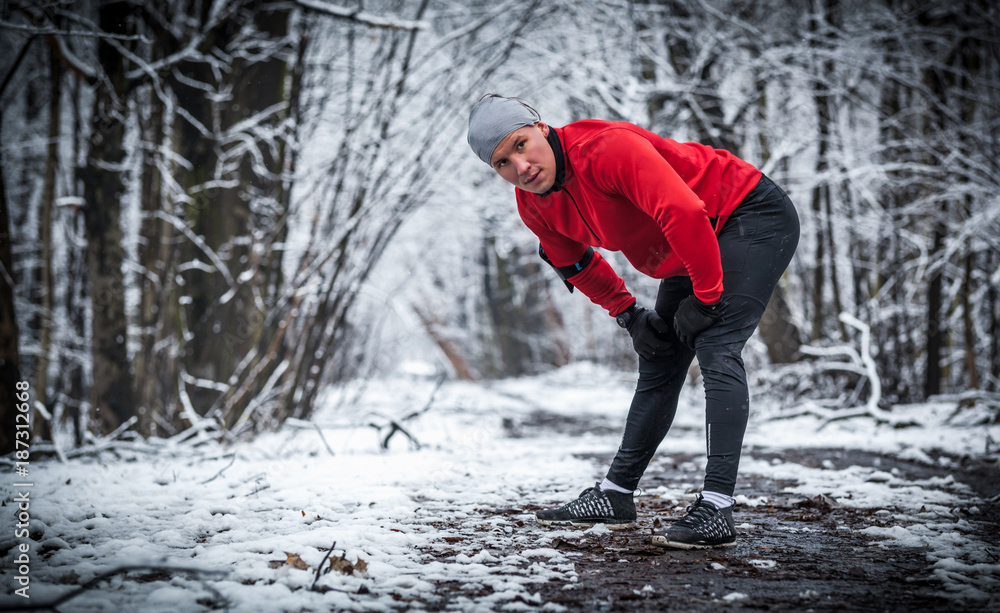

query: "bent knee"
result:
(696, 348), (746, 382)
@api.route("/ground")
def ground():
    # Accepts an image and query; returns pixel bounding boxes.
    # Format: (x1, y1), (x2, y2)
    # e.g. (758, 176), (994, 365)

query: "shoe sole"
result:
(650, 535), (737, 549)
(536, 518), (637, 531)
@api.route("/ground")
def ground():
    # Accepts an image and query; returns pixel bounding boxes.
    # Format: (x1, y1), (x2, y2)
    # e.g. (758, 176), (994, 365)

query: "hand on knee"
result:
(673, 296), (722, 349)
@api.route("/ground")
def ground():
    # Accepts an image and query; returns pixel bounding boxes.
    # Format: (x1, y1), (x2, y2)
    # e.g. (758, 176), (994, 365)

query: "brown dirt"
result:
(426, 445), (999, 612)
(527, 472), (995, 612)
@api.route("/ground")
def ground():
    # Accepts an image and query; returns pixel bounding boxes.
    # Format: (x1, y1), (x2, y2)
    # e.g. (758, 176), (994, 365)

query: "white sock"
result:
(701, 490), (734, 509)
(599, 478), (633, 494)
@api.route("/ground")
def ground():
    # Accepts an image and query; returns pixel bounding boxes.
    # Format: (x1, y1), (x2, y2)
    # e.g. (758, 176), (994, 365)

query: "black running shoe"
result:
(535, 483), (637, 530)
(651, 495), (736, 549)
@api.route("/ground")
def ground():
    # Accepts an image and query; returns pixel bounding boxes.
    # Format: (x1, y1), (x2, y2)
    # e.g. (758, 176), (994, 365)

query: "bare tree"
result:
(0, 95), (21, 457)
(0, 30), (36, 455)
(79, 0), (138, 433)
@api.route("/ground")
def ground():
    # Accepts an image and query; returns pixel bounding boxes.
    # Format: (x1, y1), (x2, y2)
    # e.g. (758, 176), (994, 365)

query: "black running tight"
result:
(605, 175), (800, 496)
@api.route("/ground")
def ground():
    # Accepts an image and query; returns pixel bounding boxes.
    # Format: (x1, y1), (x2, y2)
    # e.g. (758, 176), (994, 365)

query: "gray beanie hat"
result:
(467, 96), (540, 165)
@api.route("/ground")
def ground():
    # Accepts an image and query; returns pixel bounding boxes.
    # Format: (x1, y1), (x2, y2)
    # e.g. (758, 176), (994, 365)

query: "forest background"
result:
(1, 0), (998, 454)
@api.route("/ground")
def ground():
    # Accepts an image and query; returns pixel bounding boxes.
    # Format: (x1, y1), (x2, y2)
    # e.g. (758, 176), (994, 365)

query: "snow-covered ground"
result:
(1, 362), (998, 611)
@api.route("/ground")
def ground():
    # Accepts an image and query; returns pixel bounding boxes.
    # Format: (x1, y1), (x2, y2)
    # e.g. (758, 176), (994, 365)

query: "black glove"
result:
(619, 305), (674, 361)
(673, 296), (722, 349)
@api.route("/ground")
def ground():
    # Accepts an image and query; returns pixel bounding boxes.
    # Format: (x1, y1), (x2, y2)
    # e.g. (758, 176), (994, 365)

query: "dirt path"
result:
(523, 450), (999, 612)
(422, 413), (999, 612)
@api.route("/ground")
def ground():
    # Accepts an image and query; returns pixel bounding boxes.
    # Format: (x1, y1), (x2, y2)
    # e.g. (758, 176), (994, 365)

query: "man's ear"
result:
(536, 122), (550, 137)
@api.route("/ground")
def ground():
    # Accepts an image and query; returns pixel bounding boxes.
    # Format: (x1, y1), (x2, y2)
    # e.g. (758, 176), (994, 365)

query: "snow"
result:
(1, 362), (997, 611)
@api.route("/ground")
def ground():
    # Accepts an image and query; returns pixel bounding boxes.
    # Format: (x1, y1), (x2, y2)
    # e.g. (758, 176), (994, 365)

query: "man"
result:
(467, 94), (799, 549)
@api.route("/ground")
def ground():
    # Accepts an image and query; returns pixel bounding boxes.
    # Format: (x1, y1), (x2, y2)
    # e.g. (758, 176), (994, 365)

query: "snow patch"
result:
(734, 494), (769, 507)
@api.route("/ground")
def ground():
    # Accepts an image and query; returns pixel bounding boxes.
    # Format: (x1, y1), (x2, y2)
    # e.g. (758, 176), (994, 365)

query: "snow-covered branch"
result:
(839, 312), (883, 413)
(153, 211), (238, 303)
(294, 0), (428, 31)
(49, 34), (97, 81)
(0, 18), (149, 41)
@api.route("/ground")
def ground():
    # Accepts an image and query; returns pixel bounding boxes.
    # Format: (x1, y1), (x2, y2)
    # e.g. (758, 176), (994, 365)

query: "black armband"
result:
(538, 245), (595, 293)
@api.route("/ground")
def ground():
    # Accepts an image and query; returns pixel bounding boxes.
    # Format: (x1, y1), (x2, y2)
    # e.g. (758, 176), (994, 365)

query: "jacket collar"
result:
(540, 127), (566, 197)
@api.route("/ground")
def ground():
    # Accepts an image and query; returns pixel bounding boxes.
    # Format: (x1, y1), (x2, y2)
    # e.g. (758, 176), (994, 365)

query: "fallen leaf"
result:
(285, 552), (309, 570)
(301, 510), (306, 517)
(354, 559), (368, 575)
(329, 556), (354, 575)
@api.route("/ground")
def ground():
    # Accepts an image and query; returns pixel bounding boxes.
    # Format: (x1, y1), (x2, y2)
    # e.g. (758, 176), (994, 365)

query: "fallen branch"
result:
(368, 412), (422, 450)
(766, 313), (912, 429)
(935, 390), (1000, 424)
(369, 374), (445, 450)
(2, 564), (227, 611)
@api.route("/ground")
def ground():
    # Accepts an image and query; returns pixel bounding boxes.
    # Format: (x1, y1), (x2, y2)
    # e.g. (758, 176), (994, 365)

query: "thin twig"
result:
(402, 374), (445, 421)
(200, 453), (237, 484)
(311, 540), (336, 591)
(314, 424), (336, 456)
(103, 416), (139, 443)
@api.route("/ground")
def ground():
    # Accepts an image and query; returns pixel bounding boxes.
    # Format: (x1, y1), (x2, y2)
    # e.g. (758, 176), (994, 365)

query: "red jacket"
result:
(516, 120), (762, 315)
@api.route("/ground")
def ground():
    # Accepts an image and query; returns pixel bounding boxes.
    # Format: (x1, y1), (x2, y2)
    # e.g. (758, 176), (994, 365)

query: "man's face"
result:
(489, 122), (555, 194)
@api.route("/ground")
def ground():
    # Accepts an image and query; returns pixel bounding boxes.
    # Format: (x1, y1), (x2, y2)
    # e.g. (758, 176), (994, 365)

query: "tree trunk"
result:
(0, 36), (37, 452)
(961, 251), (978, 390)
(482, 234), (525, 377)
(920, 7), (954, 399)
(875, 70), (906, 404)
(759, 283), (801, 364)
(33, 44), (62, 440)
(62, 208), (88, 446)
(0, 116), (21, 456)
(809, 182), (826, 342)
(809, 0), (841, 341)
(989, 249), (1000, 392)
(134, 85), (179, 437)
(924, 214), (945, 398)
(412, 303), (475, 381)
(82, 0), (136, 433)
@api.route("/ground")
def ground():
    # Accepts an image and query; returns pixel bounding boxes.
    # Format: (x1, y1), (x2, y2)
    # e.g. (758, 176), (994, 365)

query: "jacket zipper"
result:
(563, 188), (600, 244)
